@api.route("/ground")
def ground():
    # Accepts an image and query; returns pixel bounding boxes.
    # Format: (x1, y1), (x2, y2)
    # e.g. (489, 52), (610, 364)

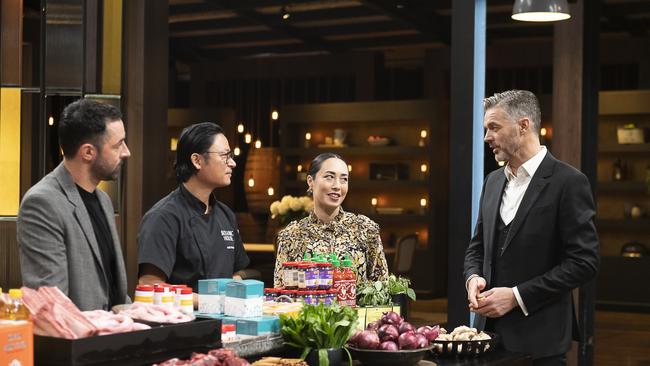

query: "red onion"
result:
(381, 311), (403, 326)
(398, 331), (419, 350)
(347, 330), (362, 347)
(417, 325), (439, 342)
(379, 341), (399, 351)
(366, 320), (381, 331)
(355, 330), (381, 350)
(378, 324), (399, 342)
(398, 321), (415, 334)
(415, 333), (428, 349)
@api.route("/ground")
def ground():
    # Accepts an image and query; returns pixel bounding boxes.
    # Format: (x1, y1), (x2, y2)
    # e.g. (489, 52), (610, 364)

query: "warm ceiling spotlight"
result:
(267, 186), (275, 196)
(271, 110), (279, 120)
(48, 116), (54, 126)
(245, 133), (252, 144)
(237, 123), (244, 133)
(347, 164), (352, 173)
(234, 146), (241, 156)
(512, 0), (571, 22)
(255, 139), (262, 149)
(420, 129), (428, 139)
(540, 127), (547, 137)
(281, 6), (290, 20)
(248, 176), (255, 187)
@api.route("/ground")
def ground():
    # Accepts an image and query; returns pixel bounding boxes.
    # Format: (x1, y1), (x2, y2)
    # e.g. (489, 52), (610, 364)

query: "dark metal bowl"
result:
(348, 345), (435, 366)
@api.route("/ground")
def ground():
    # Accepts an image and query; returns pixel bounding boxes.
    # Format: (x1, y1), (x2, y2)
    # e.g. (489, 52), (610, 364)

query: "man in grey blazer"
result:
(18, 99), (131, 311)
(464, 90), (599, 365)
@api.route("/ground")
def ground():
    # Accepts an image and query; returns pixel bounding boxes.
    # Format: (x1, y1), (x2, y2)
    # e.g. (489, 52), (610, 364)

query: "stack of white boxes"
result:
(224, 279), (264, 318)
(198, 278), (233, 314)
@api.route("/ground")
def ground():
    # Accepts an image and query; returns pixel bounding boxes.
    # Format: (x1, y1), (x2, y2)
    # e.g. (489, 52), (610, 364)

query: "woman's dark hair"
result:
(175, 122), (224, 183)
(59, 99), (122, 158)
(307, 152), (346, 178)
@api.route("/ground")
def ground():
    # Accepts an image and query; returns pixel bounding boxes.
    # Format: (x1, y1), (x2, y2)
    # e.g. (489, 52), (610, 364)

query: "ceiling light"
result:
(512, 0), (571, 22)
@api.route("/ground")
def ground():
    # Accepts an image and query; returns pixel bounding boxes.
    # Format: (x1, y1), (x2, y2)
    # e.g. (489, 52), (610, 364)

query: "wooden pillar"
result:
(122, 0), (169, 293)
(0, 0), (23, 86)
(552, 1), (600, 365)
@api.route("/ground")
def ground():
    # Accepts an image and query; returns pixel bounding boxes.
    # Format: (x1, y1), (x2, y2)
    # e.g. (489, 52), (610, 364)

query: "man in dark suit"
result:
(18, 99), (131, 310)
(464, 90), (599, 365)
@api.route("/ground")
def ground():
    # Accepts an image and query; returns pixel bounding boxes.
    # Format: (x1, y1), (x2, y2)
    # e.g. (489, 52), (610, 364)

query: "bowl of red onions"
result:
(346, 311), (438, 366)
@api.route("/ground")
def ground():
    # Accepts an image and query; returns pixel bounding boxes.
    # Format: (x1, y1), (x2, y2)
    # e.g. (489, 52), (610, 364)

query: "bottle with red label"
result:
(340, 254), (356, 306)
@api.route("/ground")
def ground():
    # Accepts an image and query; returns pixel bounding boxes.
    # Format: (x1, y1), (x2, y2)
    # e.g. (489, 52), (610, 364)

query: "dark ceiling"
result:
(169, 0), (650, 62)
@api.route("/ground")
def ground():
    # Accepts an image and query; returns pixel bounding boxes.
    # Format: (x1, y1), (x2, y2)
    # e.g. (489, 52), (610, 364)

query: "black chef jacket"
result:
(137, 184), (250, 290)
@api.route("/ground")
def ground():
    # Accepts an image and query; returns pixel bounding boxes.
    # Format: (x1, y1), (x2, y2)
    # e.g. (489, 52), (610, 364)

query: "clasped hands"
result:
(467, 276), (517, 318)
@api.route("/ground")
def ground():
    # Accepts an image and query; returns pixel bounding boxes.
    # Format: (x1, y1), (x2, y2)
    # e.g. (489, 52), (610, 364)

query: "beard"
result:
(92, 156), (123, 181)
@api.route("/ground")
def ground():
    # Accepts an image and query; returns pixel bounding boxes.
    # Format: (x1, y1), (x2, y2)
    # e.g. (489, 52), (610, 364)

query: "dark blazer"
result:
(464, 152), (599, 359)
(17, 163), (129, 311)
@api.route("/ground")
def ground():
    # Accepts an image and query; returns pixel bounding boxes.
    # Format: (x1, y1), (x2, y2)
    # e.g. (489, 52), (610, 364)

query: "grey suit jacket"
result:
(17, 163), (128, 311)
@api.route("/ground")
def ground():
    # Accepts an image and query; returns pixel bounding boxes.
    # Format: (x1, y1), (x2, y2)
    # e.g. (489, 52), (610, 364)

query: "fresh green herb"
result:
(280, 303), (358, 366)
(356, 274), (416, 306)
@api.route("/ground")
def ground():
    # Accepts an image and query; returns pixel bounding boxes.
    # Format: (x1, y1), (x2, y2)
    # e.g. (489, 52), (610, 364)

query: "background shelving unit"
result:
(278, 100), (446, 257)
(596, 90), (650, 311)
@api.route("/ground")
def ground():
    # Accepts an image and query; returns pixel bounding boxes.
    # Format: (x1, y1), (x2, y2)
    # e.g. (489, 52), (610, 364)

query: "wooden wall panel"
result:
(0, 0), (22, 86)
(0, 220), (22, 290)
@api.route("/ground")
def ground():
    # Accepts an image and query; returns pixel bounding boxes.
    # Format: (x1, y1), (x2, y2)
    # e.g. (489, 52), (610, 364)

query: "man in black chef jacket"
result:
(137, 122), (249, 305)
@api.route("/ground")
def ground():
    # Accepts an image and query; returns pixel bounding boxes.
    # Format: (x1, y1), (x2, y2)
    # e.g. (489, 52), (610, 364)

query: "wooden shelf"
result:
(598, 181), (648, 193)
(282, 146), (428, 157)
(599, 143), (650, 154)
(597, 218), (650, 230)
(283, 179), (428, 189)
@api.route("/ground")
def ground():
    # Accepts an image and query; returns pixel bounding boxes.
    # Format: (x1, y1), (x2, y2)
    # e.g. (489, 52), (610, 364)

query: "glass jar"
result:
(283, 262), (298, 290)
(318, 262), (333, 289)
(304, 263), (319, 290)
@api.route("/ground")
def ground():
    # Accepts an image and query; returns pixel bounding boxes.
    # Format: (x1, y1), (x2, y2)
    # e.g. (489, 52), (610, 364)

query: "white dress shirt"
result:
(502, 146), (547, 316)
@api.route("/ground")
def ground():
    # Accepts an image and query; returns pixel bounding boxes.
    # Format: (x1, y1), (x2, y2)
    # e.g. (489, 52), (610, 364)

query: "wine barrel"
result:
(244, 147), (281, 214)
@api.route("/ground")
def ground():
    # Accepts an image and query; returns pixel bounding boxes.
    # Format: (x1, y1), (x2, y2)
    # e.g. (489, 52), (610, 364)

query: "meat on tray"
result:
(153, 348), (249, 366)
(22, 286), (151, 339)
(83, 310), (151, 335)
(119, 302), (194, 324)
(22, 286), (98, 339)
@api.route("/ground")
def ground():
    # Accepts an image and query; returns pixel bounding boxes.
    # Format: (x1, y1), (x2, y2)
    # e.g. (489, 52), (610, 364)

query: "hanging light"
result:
(237, 123), (245, 133)
(267, 186), (275, 196)
(234, 146), (241, 156)
(271, 110), (279, 120)
(420, 129), (427, 139)
(255, 139), (262, 149)
(512, 0), (571, 22)
(347, 164), (352, 172)
(245, 133), (252, 144)
(48, 116), (54, 126)
(248, 176), (255, 187)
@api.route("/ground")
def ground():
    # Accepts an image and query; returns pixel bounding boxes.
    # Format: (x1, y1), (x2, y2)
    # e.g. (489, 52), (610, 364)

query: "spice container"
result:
(317, 262), (333, 289)
(179, 287), (194, 314)
(134, 285), (154, 304)
(282, 262), (298, 290)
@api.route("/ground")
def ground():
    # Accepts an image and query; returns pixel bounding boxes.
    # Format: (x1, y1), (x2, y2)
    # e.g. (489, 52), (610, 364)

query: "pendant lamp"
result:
(512, 0), (571, 22)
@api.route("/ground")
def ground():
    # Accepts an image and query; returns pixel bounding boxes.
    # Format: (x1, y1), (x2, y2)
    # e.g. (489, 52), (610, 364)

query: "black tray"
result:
(34, 319), (222, 366)
(348, 345), (435, 366)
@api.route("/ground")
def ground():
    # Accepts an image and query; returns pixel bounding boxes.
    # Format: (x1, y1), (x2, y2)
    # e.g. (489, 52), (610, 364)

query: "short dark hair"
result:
(175, 122), (225, 183)
(308, 152), (346, 178)
(59, 99), (123, 158)
(484, 90), (541, 133)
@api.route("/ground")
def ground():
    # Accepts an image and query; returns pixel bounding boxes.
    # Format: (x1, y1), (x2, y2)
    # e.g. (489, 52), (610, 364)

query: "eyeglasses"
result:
(204, 150), (234, 162)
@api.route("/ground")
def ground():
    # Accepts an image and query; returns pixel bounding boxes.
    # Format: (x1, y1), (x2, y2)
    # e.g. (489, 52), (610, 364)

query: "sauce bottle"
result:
(340, 254), (357, 306)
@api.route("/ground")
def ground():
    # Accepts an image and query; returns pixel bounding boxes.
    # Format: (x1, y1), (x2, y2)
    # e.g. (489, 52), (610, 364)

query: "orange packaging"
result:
(0, 320), (33, 366)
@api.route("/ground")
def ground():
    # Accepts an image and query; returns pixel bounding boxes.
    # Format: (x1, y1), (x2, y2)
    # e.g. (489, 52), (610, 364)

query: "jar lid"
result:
(296, 291), (310, 295)
(222, 324), (236, 332)
(136, 285), (154, 292)
(180, 287), (193, 294)
(314, 290), (326, 294)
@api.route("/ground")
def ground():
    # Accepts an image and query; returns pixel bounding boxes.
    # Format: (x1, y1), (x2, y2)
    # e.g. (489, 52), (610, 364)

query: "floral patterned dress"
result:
(273, 208), (389, 287)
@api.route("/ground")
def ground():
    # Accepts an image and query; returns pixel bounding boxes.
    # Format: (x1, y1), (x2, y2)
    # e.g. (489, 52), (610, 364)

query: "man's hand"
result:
(472, 287), (517, 318)
(467, 276), (487, 309)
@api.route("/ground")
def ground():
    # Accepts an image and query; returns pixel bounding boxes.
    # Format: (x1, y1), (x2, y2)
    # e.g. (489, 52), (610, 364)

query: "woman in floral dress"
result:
(273, 153), (389, 287)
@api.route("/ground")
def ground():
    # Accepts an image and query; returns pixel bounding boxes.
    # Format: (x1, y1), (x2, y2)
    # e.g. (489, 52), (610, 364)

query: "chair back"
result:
(393, 234), (417, 275)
